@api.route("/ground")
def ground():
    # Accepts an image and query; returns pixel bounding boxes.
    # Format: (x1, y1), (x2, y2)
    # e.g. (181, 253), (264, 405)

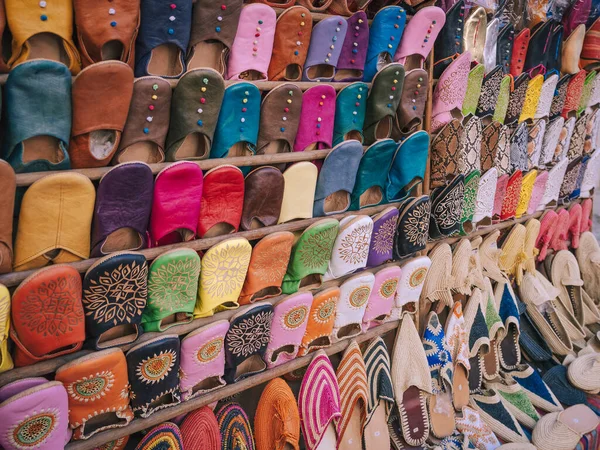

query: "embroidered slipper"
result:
(535, 73), (560, 121)
(499, 170), (522, 222)
(562, 70), (587, 119)
(480, 280), (505, 381)
(331, 273), (375, 342)
(281, 219), (339, 294)
(468, 390), (529, 443)
(264, 293), (311, 368)
(459, 170), (481, 236)
(3, 60), (72, 173)
(580, 149), (600, 197)
(494, 74), (512, 124)
(55, 348), (133, 440)
(428, 174), (465, 239)
(473, 168), (498, 227)
(226, 4), (275, 81)
(333, 12), (369, 82)
(314, 140), (363, 217)
(527, 170), (548, 214)
(394, 195), (431, 258)
(6, 0), (80, 73)
(423, 312), (455, 438)
(431, 51), (471, 133)
(533, 404), (599, 450)
(69, 61), (134, 169)
(240, 167), (284, 231)
(195, 237), (251, 318)
(430, 118), (463, 188)
(14, 173), (95, 272)
(463, 7), (486, 65)
(484, 378), (540, 430)
(83, 252), (147, 348)
(367, 207), (398, 268)
(510, 123), (528, 173)
(350, 139), (397, 210)
(363, 337), (394, 449)
(255, 378), (300, 450)
(294, 85), (336, 152)
(224, 302), (273, 383)
(302, 15), (348, 81)
(432, 0), (465, 79)
(505, 73), (529, 126)
(462, 64), (485, 118)
(279, 162), (318, 224)
(333, 82), (368, 145)
(540, 116), (565, 167)
(422, 243), (453, 309)
(576, 232), (600, 305)
(568, 353), (600, 394)
(463, 288), (490, 393)
(180, 407), (220, 450)
(0, 162), (14, 275)
(126, 335), (181, 418)
(445, 302), (471, 410)
(298, 351), (341, 450)
(135, 0), (191, 78)
(539, 158), (569, 210)
(391, 256), (431, 319)
(216, 403), (255, 450)
(363, 6), (406, 82)
(391, 315), (432, 446)
(476, 66), (504, 119)
(362, 266), (400, 330)
(298, 287), (339, 356)
(336, 341), (368, 450)
(179, 320), (228, 401)
(505, 364), (563, 412)
(456, 405), (501, 449)
(116, 77), (172, 164)
(0, 379), (71, 449)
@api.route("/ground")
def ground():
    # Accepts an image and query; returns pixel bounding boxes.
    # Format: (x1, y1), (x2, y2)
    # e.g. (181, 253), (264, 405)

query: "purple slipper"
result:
(302, 15), (348, 81)
(333, 11), (369, 82)
(294, 84), (336, 152)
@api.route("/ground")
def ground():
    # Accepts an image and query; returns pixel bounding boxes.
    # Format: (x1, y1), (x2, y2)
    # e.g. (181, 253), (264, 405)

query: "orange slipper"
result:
(255, 378), (300, 450)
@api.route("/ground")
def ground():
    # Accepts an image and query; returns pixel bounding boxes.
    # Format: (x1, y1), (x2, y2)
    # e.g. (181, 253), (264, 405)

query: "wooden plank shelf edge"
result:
(65, 320), (400, 450)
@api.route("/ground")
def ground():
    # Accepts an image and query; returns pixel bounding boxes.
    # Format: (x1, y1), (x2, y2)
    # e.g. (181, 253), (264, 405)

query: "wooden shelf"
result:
(64, 320), (400, 450)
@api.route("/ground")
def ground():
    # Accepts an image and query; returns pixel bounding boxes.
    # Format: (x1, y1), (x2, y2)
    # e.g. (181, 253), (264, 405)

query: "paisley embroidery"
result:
(476, 68), (503, 116)
(338, 223), (373, 265)
(410, 268), (428, 288)
(226, 310), (273, 358)
(431, 119), (463, 187)
(147, 256), (199, 312)
(297, 226), (338, 271)
(136, 350), (177, 385)
(314, 297), (336, 323)
(202, 243), (251, 298)
(10, 410), (58, 449)
(371, 216), (397, 255)
(283, 306), (308, 329)
(380, 279), (398, 299)
(67, 371), (114, 402)
(197, 338), (223, 364)
(349, 286), (371, 308)
(403, 200), (431, 247)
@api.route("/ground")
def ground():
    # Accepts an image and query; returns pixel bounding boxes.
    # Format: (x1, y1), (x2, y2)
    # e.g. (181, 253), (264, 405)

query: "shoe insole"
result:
(363, 402), (390, 450)
(235, 354), (266, 381)
(338, 404), (363, 450)
(84, 412), (127, 435)
(335, 323), (362, 341)
(28, 33), (68, 65)
(429, 391), (455, 438)
(316, 423), (338, 450)
(401, 386), (427, 446)
(101, 228), (143, 254)
(403, 54), (424, 72)
(174, 133), (210, 160)
(22, 136), (65, 164)
(188, 42), (227, 75)
(334, 69), (363, 81)
(147, 44), (183, 78)
(97, 324), (138, 347)
(556, 301), (586, 341)
(452, 363), (470, 410)
(483, 341), (499, 378)
(239, 70), (266, 81)
(560, 404), (600, 433)
(101, 40), (124, 61)
(228, 141), (252, 158)
(118, 142), (164, 163)
(344, 130), (363, 142)
(468, 355), (482, 392)
(202, 223), (235, 239)
(258, 140), (290, 155)
(360, 186), (383, 208)
(374, 117), (392, 140)
(307, 64), (335, 80)
(89, 130), (118, 161)
(500, 326), (519, 368)
(159, 312), (193, 329)
(285, 64), (302, 81)
(324, 191), (350, 214)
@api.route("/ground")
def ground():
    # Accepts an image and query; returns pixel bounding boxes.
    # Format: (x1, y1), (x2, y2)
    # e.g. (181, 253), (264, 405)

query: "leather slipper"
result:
(432, 0), (464, 78)
(323, 215), (373, 281)
(473, 168), (498, 227)
(0, 161), (14, 274)
(430, 118), (463, 188)
(279, 162), (318, 223)
(294, 84), (336, 152)
(431, 51), (470, 133)
(333, 11), (369, 82)
(240, 167), (285, 230)
(367, 207), (398, 268)
(445, 302), (471, 410)
(333, 82), (368, 145)
(428, 174), (464, 239)
(331, 272), (375, 342)
(462, 63), (485, 118)
(386, 130), (429, 202)
(298, 287), (339, 356)
(0, 286), (12, 373)
(363, 6), (406, 82)
(394, 195), (431, 258)
(362, 266), (400, 330)
(302, 15), (347, 81)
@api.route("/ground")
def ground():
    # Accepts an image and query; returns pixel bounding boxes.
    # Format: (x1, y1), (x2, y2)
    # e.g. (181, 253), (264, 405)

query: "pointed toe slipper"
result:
(393, 195), (431, 258)
(469, 390), (529, 444)
(431, 51), (471, 133)
(445, 302), (471, 410)
(216, 403), (255, 450)
(323, 215), (373, 281)
(180, 407), (220, 450)
(255, 378), (300, 450)
(333, 82), (368, 145)
(362, 266), (401, 329)
(298, 287), (340, 356)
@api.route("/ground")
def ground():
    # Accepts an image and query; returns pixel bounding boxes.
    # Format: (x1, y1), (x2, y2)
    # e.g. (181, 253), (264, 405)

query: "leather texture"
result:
(227, 4), (276, 81)
(497, 24), (515, 74)
(179, 320), (228, 401)
(562, 24), (586, 74)
(195, 238), (252, 318)
(540, 116), (565, 166)
(524, 20), (552, 73)
(11, 265), (85, 367)
(463, 7), (486, 64)
(282, 219), (339, 294)
(429, 174), (464, 239)
(550, 74), (570, 120)
(473, 168), (498, 226)
(279, 162), (318, 223)
(83, 252), (147, 348)
(198, 165), (244, 238)
(363, 6), (406, 82)
(267, 6), (313, 81)
(394, 195), (431, 258)
(314, 140), (363, 217)
(323, 215), (373, 281)
(150, 162), (203, 247)
(459, 170), (480, 235)
(55, 348), (133, 440)
(74, 0), (140, 68)
(117, 77), (172, 164)
(0, 161), (15, 274)
(386, 130), (429, 202)
(257, 83), (303, 155)
(296, 0), (334, 13)
(510, 28), (530, 77)
(493, 174), (509, 219)
(264, 293), (312, 368)
(431, 51), (470, 132)
(2, 60), (71, 173)
(394, 6), (445, 69)
(14, 173), (95, 272)
(527, 119), (546, 169)
(535, 73), (559, 120)
(91, 162), (153, 257)
(510, 122), (529, 172)
(458, 115), (482, 175)
(294, 84), (336, 152)
(581, 16), (600, 68)
(433, 0), (465, 79)
(165, 68), (225, 161)
(298, 288), (339, 356)
(126, 335), (181, 418)
(430, 118), (462, 187)
(332, 272), (374, 342)
(0, 285), (13, 373)
(241, 166), (285, 231)
(239, 232), (294, 305)
(334, 11), (369, 82)
(519, 74), (544, 123)
(70, 61), (134, 169)
(224, 303), (273, 383)
(562, 70), (586, 118)
(143, 249), (199, 332)
(362, 266), (400, 330)
(333, 82), (368, 145)
(302, 15), (348, 81)
(367, 206), (398, 268)
(211, 82), (261, 159)
(395, 69), (429, 136)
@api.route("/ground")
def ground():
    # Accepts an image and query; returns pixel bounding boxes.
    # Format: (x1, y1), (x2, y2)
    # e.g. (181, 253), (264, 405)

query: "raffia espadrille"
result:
(135, 422), (183, 450)
(493, 280), (521, 371)
(422, 243), (454, 308)
(532, 404), (599, 450)
(463, 288), (490, 393)
(504, 364), (563, 413)
(480, 230), (509, 284)
(498, 223), (527, 284)
(180, 407), (221, 450)
(455, 406), (501, 449)
(451, 239), (473, 297)
(576, 232), (600, 305)
(483, 378), (540, 430)
(481, 278), (505, 380)
(254, 378), (300, 450)
(567, 353), (600, 394)
(535, 210), (559, 262)
(445, 301), (470, 410)
(469, 236), (486, 291)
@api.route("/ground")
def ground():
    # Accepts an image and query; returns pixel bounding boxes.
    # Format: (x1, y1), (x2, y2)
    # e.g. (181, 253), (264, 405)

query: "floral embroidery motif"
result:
(20, 276), (84, 337)
(68, 371), (114, 402)
(462, 65), (484, 116)
(338, 223), (373, 265)
(148, 256), (199, 312)
(476, 68), (503, 116)
(283, 306), (308, 329)
(371, 216), (397, 255)
(84, 261), (147, 326)
(11, 410), (58, 449)
(501, 175), (522, 218)
(227, 310), (273, 358)
(314, 298), (336, 323)
(254, 244), (288, 284)
(197, 338), (223, 364)
(202, 243), (251, 298)
(380, 279), (398, 299)
(474, 171), (496, 222)
(435, 56), (470, 107)
(434, 181), (464, 232)
(409, 267), (428, 288)
(403, 200), (431, 247)
(493, 77), (510, 123)
(349, 286), (371, 308)
(137, 350), (177, 385)
(297, 226), (338, 270)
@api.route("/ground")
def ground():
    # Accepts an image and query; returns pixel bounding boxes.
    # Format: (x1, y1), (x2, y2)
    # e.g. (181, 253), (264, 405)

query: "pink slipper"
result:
(492, 174), (509, 220)
(527, 170), (548, 215)
(549, 208), (570, 252)
(536, 210), (559, 261)
(581, 198), (593, 233)
(362, 265), (401, 330)
(431, 51), (471, 133)
(568, 203), (582, 249)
